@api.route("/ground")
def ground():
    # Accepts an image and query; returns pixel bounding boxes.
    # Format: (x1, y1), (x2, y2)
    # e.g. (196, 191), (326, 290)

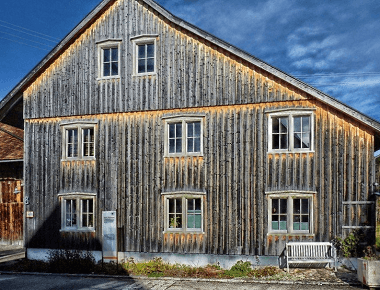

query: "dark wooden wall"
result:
(24, 99), (375, 255)
(0, 179), (23, 243)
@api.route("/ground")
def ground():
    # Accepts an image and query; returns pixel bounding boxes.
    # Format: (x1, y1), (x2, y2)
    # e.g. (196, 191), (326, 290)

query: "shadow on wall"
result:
(26, 206), (101, 251)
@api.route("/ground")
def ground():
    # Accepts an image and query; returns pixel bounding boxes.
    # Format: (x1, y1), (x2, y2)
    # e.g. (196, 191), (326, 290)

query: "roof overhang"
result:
(1, 0), (380, 141)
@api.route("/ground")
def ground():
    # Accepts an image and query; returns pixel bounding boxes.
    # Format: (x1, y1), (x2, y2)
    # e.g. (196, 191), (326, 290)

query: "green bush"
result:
(47, 249), (96, 274)
(223, 260), (252, 277)
(333, 230), (366, 258)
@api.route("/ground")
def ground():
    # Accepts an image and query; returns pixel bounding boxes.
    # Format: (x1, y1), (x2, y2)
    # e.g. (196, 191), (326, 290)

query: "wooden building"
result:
(0, 100), (24, 245)
(2, 0), (380, 263)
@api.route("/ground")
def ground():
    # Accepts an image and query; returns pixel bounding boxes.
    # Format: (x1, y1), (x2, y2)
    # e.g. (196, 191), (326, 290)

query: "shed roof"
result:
(0, 123), (23, 161)
(1, 0), (380, 140)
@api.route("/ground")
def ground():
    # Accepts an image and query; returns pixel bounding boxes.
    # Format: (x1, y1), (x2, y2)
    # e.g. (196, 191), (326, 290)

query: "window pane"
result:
(138, 59), (145, 73)
(187, 214), (194, 228)
(147, 44), (154, 58)
(138, 45), (145, 58)
(294, 199), (300, 214)
(169, 139), (175, 153)
(194, 215), (201, 228)
(111, 48), (118, 61)
(301, 222), (309, 230)
(187, 123), (194, 137)
(280, 134), (288, 149)
(294, 117), (301, 132)
(302, 199), (309, 214)
(294, 133), (301, 148)
(103, 49), (110, 62)
(176, 123), (182, 138)
(302, 133), (310, 148)
(272, 135), (279, 149)
(302, 117), (310, 132)
(194, 138), (201, 152)
(68, 129), (78, 143)
(272, 221), (278, 230)
(280, 118), (288, 133)
(88, 214), (94, 227)
(272, 199), (278, 213)
(272, 215), (279, 222)
(272, 118), (279, 133)
(301, 215), (309, 223)
(176, 198), (182, 212)
(104, 63), (110, 76)
(169, 124), (175, 138)
(169, 199), (175, 213)
(176, 139), (182, 153)
(194, 122), (201, 137)
(293, 222), (300, 230)
(280, 199), (287, 214)
(195, 198), (201, 211)
(111, 62), (118, 76)
(279, 221), (287, 230)
(188, 199), (194, 211)
(147, 58), (154, 72)
(187, 138), (193, 152)
(83, 200), (87, 212)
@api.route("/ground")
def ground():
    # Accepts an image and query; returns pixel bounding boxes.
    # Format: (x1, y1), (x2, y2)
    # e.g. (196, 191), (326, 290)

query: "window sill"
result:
(267, 232), (314, 237)
(61, 157), (96, 162)
(133, 72), (157, 77)
(267, 150), (315, 154)
(163, 230), (204, 234)
(60, 229), (96, 233)
(97, 76), (120, 81)
(164, 153), (203, 158)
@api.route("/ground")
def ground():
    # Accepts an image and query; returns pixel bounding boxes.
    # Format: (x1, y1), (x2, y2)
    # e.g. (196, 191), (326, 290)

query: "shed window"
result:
(268, 194), (313, 234)
(268, 111), (314, 152)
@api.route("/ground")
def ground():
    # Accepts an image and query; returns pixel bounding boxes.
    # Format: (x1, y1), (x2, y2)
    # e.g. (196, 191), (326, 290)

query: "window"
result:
(97, 40), (121, 79)
(59, 194), (95, 231)
(164, 117), (203, 157)
(163, 192), (204, 233)
(131, 35), (157, 76)
(61, 122), (96, 160)
(268, 193), (313, 234)
(268, 110), (314, 152)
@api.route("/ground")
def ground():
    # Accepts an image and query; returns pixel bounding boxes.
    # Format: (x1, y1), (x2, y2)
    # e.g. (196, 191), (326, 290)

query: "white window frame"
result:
(267, 192), (314, 235)
(61, 121), (97, 161)
(162, 191), (205, 234)
(59, 193), (96, 232)
(131, 35), (158, 76)
(97, 40), (122, 79)
(267, 109), (315, 153)
(163, 116), (204, 157)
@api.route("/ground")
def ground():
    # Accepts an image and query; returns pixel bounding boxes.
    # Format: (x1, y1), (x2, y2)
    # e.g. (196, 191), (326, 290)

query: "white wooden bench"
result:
(286, 242), (337, 272)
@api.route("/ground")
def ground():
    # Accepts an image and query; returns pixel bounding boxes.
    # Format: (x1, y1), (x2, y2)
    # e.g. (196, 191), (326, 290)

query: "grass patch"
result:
(0, 255), (285, 280)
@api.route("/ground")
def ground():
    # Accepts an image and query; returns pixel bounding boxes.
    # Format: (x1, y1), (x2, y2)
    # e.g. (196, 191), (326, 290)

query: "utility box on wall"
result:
(102, 211), (117, 263)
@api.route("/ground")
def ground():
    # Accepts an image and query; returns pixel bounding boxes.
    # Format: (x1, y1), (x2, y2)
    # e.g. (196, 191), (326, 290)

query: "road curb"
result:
(0, 270), (361, 287)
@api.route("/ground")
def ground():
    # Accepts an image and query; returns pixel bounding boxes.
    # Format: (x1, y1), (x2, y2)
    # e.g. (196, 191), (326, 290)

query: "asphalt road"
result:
(0, 274), (363, 290)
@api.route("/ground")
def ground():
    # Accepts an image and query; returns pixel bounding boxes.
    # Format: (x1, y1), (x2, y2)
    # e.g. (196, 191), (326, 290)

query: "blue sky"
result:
(1, 0), (380, 125)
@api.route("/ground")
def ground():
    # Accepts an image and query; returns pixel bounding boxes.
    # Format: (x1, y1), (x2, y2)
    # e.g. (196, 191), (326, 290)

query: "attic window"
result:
(131, 35), (157, 76)
(97, 40), (122, 79)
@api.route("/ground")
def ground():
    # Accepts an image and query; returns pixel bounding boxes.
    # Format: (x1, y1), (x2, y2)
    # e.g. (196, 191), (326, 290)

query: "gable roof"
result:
(0, 122), (23, 161)
(1, 0), (380, 138)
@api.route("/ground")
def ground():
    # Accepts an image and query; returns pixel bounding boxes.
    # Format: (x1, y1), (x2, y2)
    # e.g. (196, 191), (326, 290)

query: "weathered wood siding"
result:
(24, 0), (306, 120)
(0, 179), (23, 243)
(24, 98), (375, 255)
